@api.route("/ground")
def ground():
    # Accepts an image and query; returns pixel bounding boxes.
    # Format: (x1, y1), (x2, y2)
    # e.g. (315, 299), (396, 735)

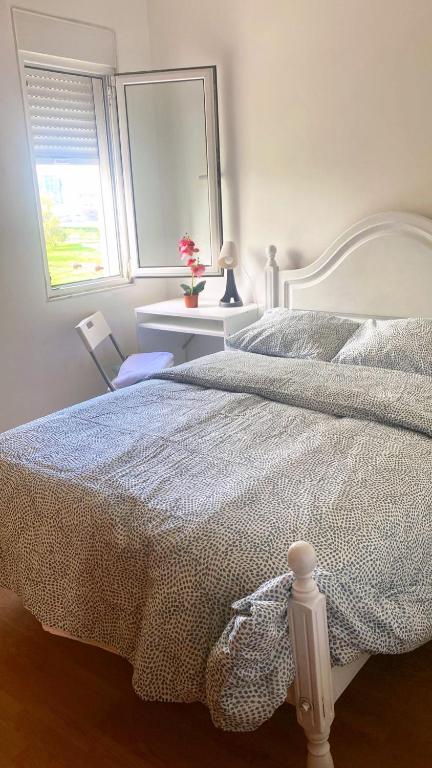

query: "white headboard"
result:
(265, 212), (432, 318)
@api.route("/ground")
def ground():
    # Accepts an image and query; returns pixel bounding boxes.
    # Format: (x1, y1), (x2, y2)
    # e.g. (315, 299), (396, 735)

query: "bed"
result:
(1, 211), (432, 768)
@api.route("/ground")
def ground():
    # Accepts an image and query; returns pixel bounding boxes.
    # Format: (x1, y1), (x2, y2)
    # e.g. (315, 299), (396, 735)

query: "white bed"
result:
(3, 210), (432, 768)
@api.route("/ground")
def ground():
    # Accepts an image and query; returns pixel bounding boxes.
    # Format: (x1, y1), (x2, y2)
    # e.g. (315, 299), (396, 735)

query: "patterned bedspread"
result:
(0, 351), (431, 730)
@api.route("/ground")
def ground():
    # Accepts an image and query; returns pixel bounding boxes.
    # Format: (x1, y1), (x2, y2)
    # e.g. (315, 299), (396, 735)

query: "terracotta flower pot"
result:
(184, 294), (199, 308)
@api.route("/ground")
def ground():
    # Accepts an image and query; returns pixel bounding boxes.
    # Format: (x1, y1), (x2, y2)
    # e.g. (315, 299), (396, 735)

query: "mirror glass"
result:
(124, 78), (214, 269)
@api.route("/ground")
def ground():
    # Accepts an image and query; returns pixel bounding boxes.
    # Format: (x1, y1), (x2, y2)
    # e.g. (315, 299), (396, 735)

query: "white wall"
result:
(3, 0), (432, 430)
(146, 0), (432, 306)
(0, 0), (169, 431)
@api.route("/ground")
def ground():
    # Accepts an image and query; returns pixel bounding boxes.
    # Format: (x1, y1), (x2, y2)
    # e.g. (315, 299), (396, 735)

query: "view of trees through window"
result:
(36, 163), (113, 286)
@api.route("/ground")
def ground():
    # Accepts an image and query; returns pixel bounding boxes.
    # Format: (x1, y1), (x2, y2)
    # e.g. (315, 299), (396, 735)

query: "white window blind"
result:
(25, 68), (100, 163)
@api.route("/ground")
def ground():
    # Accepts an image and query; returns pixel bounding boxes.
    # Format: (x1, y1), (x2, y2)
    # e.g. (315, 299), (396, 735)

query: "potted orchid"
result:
(178, 234), (206, 308)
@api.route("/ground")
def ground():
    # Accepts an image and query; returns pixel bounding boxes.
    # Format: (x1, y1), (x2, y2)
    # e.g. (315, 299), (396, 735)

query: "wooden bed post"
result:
(288, 541), (335, 768)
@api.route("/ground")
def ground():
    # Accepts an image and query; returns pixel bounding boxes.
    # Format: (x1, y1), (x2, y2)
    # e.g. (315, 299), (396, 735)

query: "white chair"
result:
(75, 311), (174, 391)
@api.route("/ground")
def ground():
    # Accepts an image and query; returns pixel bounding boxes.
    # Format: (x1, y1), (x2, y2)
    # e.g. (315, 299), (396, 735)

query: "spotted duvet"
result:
(0, 350), (431, 730)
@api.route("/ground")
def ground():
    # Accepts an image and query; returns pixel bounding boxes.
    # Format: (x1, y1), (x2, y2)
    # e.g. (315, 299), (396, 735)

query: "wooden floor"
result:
(1, 589), (431, 768)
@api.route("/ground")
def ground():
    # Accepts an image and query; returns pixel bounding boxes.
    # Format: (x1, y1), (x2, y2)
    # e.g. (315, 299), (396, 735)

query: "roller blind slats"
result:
(25, 67), (100, 162)
(28, 96), (96, 111)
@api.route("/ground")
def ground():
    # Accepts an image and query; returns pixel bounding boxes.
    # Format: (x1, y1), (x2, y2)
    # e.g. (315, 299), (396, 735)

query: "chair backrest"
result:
(75, 311), (112, 352)
(75, 311), (125, 391)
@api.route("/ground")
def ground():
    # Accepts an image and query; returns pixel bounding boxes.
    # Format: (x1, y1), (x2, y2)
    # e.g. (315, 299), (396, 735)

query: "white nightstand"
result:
(135, 299), (258, 362)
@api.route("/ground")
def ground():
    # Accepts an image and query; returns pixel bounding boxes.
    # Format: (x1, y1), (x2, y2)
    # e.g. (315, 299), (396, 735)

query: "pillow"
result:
(226, 309), (360, 361)
(333, 317), (432, 376)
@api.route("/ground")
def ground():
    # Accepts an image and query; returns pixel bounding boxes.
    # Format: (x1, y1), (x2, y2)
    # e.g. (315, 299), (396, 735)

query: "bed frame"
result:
(266, 211), (432, 767)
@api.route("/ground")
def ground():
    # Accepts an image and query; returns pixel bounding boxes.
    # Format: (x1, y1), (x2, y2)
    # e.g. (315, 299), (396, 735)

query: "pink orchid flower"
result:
(179, 237), (195, 248)
(178, 234), (206, 300)
(191, 263), (205, 278)
(180, 246), (199, 257)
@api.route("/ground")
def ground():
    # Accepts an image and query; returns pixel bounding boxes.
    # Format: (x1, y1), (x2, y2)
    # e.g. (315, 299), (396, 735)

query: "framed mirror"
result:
(114, 66), (222, 277)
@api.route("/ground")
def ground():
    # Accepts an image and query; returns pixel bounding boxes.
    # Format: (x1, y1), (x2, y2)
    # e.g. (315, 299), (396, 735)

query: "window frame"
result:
(114, 66), (223, 278)
(18, 52), (132, 300)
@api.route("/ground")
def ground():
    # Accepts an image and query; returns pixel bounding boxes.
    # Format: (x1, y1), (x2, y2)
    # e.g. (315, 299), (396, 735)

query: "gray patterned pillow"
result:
(226, 309), (360, 361)
(333, 318), (432, 376)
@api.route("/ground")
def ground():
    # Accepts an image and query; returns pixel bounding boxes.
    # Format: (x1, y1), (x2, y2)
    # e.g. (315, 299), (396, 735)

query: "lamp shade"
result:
(217, 241), (239, 269)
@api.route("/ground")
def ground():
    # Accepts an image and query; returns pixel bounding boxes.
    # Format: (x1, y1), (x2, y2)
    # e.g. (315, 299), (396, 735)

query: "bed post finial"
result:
(265, 244), (279, 311)
(288, 541), (317, 584)
(288, 541), (335, 768)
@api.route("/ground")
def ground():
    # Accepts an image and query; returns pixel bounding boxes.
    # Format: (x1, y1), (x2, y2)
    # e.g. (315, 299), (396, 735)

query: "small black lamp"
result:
(218, 241), (243, 307)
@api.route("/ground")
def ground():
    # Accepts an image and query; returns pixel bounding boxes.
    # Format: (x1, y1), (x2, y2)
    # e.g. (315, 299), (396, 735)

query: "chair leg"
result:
(89, 350), (115, 391)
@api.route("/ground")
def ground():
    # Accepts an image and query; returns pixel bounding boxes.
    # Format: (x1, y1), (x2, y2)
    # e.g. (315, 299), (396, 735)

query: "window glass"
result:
(25, 67), (120, 290)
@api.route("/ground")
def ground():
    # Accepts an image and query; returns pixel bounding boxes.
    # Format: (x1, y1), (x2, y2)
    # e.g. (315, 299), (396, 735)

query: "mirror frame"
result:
(114, 66), (223, 277)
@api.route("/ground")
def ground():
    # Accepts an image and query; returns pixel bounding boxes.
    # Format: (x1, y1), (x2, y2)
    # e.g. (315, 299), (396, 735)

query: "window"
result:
(21, 60), (222, 295)
(24, 67), (128, 296)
